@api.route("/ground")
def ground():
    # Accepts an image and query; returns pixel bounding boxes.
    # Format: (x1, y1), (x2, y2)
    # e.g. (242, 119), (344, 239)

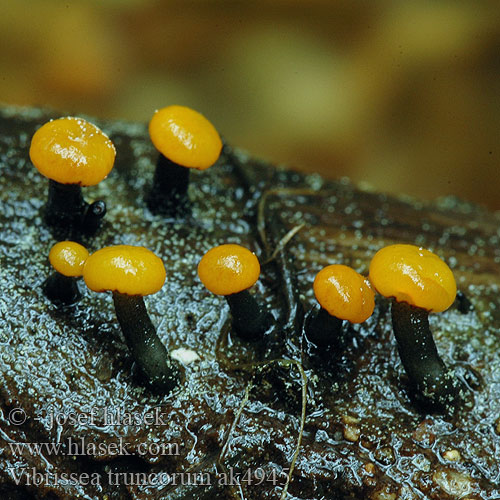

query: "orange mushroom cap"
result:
(369, 244), (456, 313)
(83, 245), (166, 296)
(313, 265), (375, 323)
(49, 241), (89, 277)
(149, 105), (222, 170)
(198, 244), (260, 296)
(29, 117), (116, 186)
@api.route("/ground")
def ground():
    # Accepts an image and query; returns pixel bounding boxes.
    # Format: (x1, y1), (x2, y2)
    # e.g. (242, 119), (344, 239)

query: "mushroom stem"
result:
(305, 306), (343, 349)
(113, 292), (179, 393)
(391, 300), (462, 409)
(45, 180), (86, 230)
(45, 181), (106, 236)
(225, 290), (271, 341)
(146, 155), (189, 215)
(43, 272), (81, 306)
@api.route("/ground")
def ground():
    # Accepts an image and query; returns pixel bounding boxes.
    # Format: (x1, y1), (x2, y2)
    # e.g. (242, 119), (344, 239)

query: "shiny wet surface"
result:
(0, 106), (499, 499)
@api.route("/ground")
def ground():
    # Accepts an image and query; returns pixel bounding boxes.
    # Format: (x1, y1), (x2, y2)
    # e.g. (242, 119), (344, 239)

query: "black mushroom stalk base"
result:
(43, 272), (82, 306)
(113, 292), (180, 394)
(46, 180), (107, 238)
(45, 180), (86, 229)
(146, 155), (190, 215)
(304, 306), (342, 350)
(225, 289), (272, 342)
(391, 301), (465, 411)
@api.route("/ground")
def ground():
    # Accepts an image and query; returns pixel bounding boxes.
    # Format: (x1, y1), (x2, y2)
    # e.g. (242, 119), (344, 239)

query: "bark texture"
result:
(0, 105), (499, 499)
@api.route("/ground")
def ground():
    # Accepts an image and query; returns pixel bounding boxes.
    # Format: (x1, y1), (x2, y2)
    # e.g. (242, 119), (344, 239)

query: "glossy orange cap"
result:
(83, 245), (166, 296)
(30, 117), (116, 186)
(369, 244), (456, 313)
(313, 265), (375, 323)
(198, 244), (260, 296)
(49, 241), (89, 277)
(149, 105), (222, 170)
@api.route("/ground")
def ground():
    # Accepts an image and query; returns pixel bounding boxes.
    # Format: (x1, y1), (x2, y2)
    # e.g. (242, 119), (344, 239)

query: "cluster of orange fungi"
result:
(31, 106), (462, 411)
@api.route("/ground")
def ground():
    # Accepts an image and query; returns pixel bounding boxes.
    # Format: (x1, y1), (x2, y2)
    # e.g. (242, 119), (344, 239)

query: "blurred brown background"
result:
(1, 0), (499, 210)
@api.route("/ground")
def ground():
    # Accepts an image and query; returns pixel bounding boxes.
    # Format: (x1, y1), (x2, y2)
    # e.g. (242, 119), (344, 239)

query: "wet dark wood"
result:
(0, 105), (499, 500)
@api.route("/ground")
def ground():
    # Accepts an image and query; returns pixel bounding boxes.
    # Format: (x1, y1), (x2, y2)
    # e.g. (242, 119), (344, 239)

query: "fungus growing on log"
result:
(369, 243), (465, 410)
(305, 264), (375, 349)
(44, 240), (89, 306)
(29, 116), (115, 237)
(146, 105), (222, 215)
(83, 245), (179, 393)
(198, 244), (270, 340)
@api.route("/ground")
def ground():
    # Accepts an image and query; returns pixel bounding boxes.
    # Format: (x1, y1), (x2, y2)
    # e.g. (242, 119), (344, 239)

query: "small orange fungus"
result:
(149, 105), (222, 170)
(49, 241), (89, 277)
(198, 244), (260, 296)
(369, 244), (456, 313)
(313, 265), (375, 323)
(30, 117), (116, 186)
(83, 245), (166, 296)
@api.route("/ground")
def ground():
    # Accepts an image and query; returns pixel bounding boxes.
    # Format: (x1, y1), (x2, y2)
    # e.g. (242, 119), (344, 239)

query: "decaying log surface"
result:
(0, 105), (499, 500)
